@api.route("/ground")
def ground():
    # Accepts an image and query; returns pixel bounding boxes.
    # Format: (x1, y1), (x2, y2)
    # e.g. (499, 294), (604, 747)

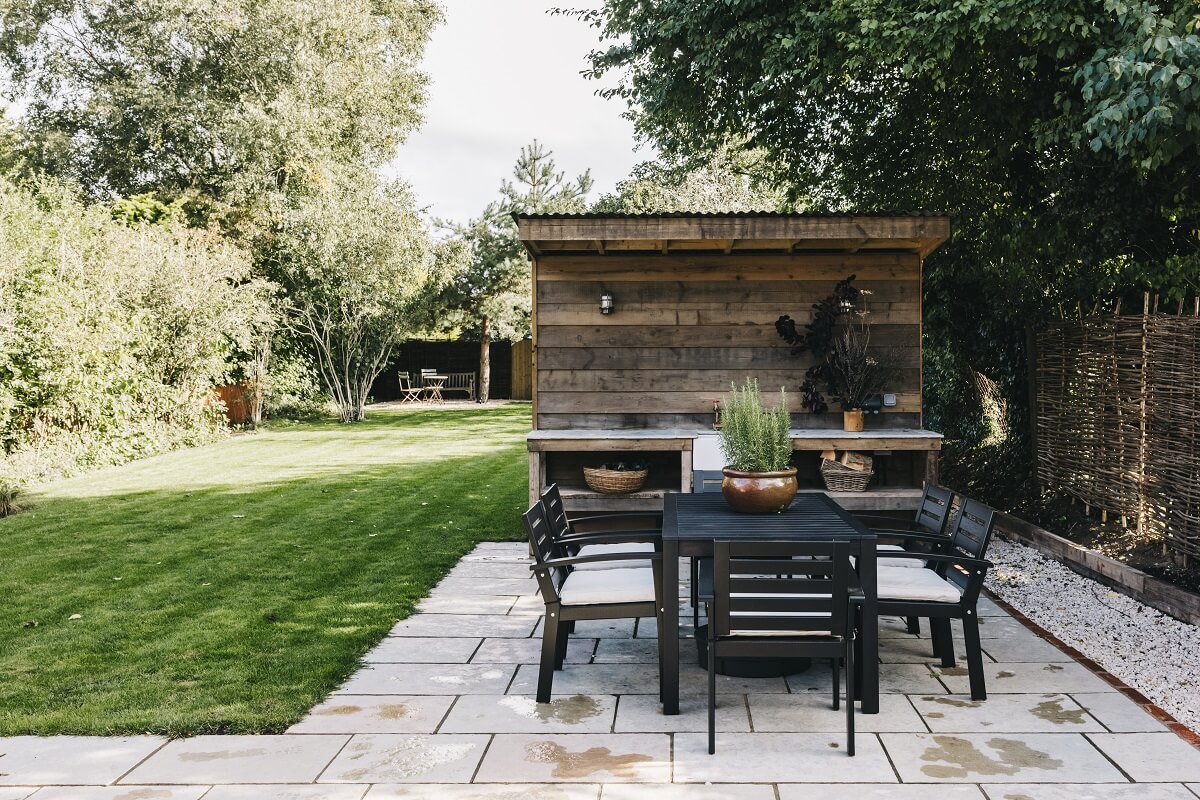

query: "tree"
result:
(574, 0), (1200, 504)
(262, 171), (440, 422)
(593, 145), (792, 213)
(441, 142), (592, 402)
(0, 0), (441, 223)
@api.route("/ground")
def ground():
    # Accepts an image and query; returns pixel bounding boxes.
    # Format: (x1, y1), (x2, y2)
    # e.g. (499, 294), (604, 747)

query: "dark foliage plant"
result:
(775, 276), (860, 413)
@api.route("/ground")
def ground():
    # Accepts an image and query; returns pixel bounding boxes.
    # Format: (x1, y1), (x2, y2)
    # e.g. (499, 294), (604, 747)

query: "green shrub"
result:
(719, 379), (793, 472)
(0, 178), (277, 484)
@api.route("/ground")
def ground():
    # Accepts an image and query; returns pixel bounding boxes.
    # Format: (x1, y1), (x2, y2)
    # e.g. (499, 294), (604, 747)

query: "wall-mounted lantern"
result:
(600, 291), (614, 315)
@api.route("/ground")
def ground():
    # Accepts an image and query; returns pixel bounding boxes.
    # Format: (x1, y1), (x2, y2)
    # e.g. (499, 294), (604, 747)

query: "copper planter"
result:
(721, 467), (799, 513)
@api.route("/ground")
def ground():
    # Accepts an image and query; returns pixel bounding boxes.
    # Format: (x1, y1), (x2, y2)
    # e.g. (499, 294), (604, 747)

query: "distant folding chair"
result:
(398, 373), (423, 404)
(523, 501), (663, 702)
(706, 540), (856, 755)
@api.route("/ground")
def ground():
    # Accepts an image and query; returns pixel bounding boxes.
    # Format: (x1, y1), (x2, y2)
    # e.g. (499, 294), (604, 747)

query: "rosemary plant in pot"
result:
(719, 379), (797, 513)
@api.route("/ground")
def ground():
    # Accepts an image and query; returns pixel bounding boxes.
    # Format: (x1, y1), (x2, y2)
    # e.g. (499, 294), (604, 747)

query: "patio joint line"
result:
(987, 589), (1200, 747)
(1080, 731), (1138, 783)
(1066, 691), (1115, 734)
(1185, 782), (1200, 799)
(313, 733), (356, 784)
(110, 737), (172, 786)
(466, 636), (485, 663)
(434, 693), (463, 733)
(878, 731), (904, 783)
(468, 732), (496, 784)
(903, 692), (935, 733)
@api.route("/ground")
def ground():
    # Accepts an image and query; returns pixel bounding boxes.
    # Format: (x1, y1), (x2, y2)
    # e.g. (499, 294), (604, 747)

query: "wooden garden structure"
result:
(517, 212), (951, 514)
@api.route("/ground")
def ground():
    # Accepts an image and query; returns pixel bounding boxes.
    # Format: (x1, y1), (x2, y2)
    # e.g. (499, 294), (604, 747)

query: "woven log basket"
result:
(820, 458), (874, 492)
(583, 466), (648, 494)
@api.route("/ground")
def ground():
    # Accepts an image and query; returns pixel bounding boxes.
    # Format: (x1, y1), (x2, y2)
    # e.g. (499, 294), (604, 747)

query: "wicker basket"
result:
(583, 466), (648, 494)
(820, 457), (874, 492)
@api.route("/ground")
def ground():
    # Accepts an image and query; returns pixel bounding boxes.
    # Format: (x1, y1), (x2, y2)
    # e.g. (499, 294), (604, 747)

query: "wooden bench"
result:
(439, 372), (476, 401)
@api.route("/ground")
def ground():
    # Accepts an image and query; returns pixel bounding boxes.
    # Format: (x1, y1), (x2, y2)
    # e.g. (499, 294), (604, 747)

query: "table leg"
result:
(661, 539), (680, 715)
(856, 540), (879, 714)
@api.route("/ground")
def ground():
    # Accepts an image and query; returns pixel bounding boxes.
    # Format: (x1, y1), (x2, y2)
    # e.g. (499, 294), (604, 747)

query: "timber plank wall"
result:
(533, 251), (922, 430)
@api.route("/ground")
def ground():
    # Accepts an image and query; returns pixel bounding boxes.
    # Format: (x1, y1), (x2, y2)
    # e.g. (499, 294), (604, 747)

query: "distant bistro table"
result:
(660, 491), (880, 714)
(422, 375), (447, 403)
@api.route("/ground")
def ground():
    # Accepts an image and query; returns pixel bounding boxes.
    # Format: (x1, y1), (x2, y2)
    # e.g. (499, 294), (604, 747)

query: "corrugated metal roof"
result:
(513, 210), (948, 220)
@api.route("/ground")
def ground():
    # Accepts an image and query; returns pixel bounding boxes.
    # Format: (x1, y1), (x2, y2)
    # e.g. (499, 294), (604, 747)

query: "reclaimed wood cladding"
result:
(534, 252), (922, 430)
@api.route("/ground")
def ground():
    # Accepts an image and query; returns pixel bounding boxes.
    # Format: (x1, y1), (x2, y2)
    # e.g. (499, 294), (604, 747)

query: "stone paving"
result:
(4, 540), (1200, 798)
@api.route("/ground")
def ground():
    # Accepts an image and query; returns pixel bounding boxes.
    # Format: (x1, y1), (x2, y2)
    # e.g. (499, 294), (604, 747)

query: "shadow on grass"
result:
(0, 443), (527, 736)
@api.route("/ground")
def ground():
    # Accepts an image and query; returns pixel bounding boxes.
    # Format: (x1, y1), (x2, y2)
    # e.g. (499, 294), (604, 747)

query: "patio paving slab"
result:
(199, 787), (369, 800)
(787, 663), (948, 695)
(390, 614), (537, 638)
(533, 618), (637, 639)
(910, 693), (1105, 733)
(446, 561), (542, 578)
(879, 732), (1127, 783)
(364, 637), (481, 664)
(978, 785), (1197, 800)
(592, 638), (669, 664)
(417, 595), (521, 615)
(601, 786), (775, 799)
(318, 734), (488, 784)
(336, 664), (516, 695)
(122, 735), (348, 785)
(748, 692), (926, 733)
(979, 636), (1076, 663)
(362, 785), (599, 799)
(439, 694), (618, 734)
(474, 734), (671, 783)
(880, 635), (976, 664)
(934, 662), (1116, 695)
(288, 695), (456, 734)
(1071, 692), (1168, 732)
(0, 792), (33, 800)
(673, 731), (894, 783)
(613, 693), (751, 733)
(429, 578), (537, 596)
(27, 789), (208, 800)
(0, 736), (166, 786)
(778, 786), (986, 800)
(1087, 733), (1200, 782)
(470, 637), (594, 665)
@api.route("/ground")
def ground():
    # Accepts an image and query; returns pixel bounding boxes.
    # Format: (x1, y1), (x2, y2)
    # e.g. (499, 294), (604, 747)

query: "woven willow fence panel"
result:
(1036, 312), (1200, 561)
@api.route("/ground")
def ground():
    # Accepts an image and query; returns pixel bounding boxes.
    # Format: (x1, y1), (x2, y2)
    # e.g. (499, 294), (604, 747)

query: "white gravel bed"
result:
(986, 537), (1200, 732)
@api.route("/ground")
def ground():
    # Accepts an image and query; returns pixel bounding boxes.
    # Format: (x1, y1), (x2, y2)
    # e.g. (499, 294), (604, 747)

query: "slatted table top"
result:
(664, 491), (875, 541)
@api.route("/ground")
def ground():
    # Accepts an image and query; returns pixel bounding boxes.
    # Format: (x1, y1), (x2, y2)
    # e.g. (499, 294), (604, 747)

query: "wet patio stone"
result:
(613, 693), (751, 733)
(318, 734), (488, 783)
(123, 735), (348, 785)
(976, 785), (1196, 800)
(0, 736), (166, 786)
(28, 789), (208, 800)
(787, 662), (948, 695)
(879, 732), (1127, 783)
(474, 734), (670, 783)
(439, 694), (617, 734)
(335, 664), (516, 695)
(777, 786), (986, 800)
(200, 787), (369, 800)
(364, 637), (481, 664)
(909, 693), (1105, 733)
(933, 662), (1116, 695)
(673, 732), (895, 783)
(748, 692), (926, 733)
(1087, 732), (1200, 782)
(470, 637), (594, 665)
(601, 786), (775, 800)
(288, 695), (455, 734)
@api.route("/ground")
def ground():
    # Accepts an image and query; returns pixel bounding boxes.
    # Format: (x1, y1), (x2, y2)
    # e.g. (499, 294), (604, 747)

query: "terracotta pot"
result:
(721, 466), (798, 513)
(843, 409), (865, 432)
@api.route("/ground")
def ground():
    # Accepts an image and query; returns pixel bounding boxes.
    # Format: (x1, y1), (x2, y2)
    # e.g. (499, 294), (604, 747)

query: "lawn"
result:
(0, 404), (530, 736)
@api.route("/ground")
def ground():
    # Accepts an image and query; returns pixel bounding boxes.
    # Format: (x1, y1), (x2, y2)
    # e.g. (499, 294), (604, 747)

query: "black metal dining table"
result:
(660, 491), (880, 714)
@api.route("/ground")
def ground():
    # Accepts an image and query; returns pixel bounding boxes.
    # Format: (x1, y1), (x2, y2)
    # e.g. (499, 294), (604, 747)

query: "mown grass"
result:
(0, 405), (530, 735)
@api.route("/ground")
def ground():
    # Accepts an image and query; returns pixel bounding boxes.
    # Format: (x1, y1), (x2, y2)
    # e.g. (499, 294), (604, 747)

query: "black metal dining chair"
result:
(522, 501), (664, 703)
(706, 540), (856, 755)
(870, 497), (997, 700)
(689, 470), (724, 626)
(541, 484), (661, 571)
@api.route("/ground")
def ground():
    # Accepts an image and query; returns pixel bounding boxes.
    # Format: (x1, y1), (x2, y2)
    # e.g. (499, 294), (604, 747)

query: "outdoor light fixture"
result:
(599, 291), (614, 315)
(838, 298), (854, 313)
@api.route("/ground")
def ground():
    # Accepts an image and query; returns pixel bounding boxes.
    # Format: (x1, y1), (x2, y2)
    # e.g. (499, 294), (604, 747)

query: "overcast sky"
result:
(386, 0), (648, 225)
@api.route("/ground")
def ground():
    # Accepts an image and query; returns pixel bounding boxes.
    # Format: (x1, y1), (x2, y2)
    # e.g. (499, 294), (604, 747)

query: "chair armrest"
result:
(532, 552), (662, 570)
(856, 515), (921, 531)
(568, 513), (663, 532)
(556, 530), (662, 546)
(871, 530), (951, 546)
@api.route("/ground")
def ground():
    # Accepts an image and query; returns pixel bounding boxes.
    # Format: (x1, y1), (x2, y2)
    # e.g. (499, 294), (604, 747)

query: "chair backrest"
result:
(421, 368), (437, 377)
(913, 484), (955, 535)
(711, 540), (850, 639)
(693, 470), (724, 493)
(949, 498), (998, 560)
(399, 374), (415, 390)
(522, 501), (567, 598)
(540, 483), (572, 543)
